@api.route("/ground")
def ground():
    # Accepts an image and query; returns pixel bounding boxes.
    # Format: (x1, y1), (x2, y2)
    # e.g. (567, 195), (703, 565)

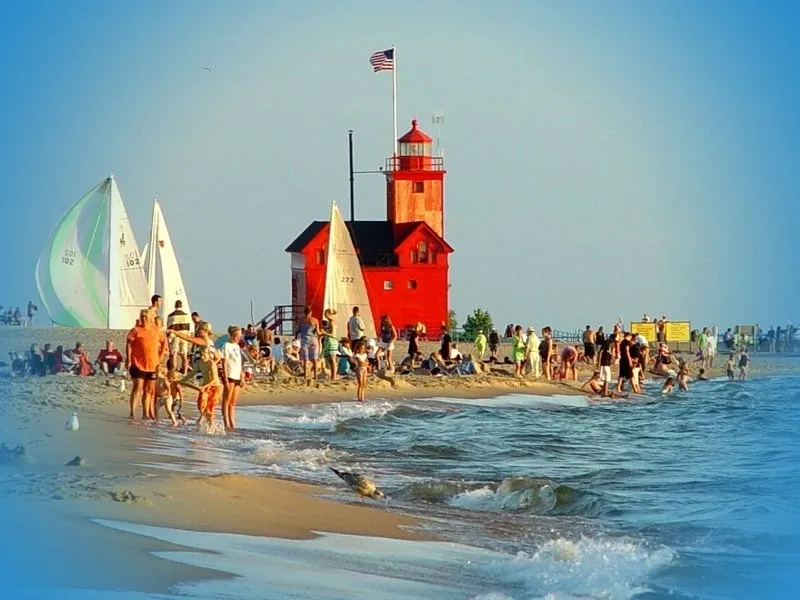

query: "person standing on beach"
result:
(221, 326), (244, 431)
(166, 300), (192, 374)
(321, 309), (340, 380)
(488, 328), (500, 362)
(353, 339), (369, 402)
(148, 295), (163, 321)
(379, 314), (398, 373)
(125, 309), (165, 420)
(511, 325), (526, 376)
(407, 322), (421, 360)
(524, 326), (541, 377)
(616, 332), (634, 393)
(440, 325), (452, 361)
(594, 327), (606, 366)
(348, 306), (365, 342)
(298, 305), (322, 385)
(598, 340), (614, 396)
(539, 327), (553, 380)
(474, 330), (487, 362)
(738, 348), (750, 380)
(583, 326), (596, 364)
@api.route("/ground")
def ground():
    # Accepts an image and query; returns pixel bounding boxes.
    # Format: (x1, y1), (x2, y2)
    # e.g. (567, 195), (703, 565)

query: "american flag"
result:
(369, 48), (394, 72)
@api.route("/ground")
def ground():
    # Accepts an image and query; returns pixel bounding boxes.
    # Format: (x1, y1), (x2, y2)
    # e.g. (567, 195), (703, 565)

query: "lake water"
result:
(22, 372), (800, 599)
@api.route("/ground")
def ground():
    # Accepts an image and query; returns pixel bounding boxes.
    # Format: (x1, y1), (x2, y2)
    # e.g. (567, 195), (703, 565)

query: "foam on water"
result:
(65, 519), (673, 600)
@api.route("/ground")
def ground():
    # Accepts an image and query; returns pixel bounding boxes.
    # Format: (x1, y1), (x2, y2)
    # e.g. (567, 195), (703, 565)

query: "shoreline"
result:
(2, 327), (799, 596)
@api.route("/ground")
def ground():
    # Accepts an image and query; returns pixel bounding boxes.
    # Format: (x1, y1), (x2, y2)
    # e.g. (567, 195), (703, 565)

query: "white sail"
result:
(35, 176), (149, 329)
(144, 198), (190, 319)
(322, 202), (375, 339)
(140, 243), (149, 271)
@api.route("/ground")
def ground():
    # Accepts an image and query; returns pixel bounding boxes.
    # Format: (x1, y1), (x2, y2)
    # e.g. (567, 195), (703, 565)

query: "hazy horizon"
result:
(1, 0), (798, 333)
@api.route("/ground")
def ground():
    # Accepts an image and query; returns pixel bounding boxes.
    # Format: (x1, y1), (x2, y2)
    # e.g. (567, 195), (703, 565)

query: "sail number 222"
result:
(62, 249), (76, 266)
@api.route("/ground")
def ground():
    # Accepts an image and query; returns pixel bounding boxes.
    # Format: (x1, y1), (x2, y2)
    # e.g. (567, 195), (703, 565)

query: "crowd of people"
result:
(4, 299), (769, 428)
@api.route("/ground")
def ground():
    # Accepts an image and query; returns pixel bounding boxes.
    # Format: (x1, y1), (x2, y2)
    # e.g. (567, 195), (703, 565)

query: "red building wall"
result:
(291, 227), (449, 337)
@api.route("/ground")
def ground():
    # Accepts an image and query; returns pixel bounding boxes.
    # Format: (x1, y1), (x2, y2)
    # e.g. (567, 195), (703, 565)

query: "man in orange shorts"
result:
(125, 309), (167, 420)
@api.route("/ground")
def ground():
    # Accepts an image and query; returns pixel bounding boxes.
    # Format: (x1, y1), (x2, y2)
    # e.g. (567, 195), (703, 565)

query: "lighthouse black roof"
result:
(286, 220), (450, 266)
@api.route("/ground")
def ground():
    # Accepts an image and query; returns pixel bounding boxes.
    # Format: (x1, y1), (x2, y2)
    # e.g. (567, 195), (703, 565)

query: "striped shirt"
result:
(167, 309), (192, 332)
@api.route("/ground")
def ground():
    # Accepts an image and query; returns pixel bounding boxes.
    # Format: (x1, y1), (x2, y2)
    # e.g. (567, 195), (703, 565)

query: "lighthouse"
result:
(284, 119), (453, 336)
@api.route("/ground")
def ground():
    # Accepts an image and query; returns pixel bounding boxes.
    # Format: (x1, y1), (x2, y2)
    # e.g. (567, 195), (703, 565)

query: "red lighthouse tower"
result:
(386, 118), (446, 238)
(284, 119), (453, 336)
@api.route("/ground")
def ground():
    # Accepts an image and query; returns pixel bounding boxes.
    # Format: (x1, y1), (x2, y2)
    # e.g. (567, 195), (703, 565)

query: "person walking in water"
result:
(221, 326), (244, 431)
(321, 309), (340, 380)
(298, 305), (322, 385)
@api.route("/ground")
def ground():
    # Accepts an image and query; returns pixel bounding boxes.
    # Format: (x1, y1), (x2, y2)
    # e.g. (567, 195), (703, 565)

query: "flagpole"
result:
(392, 45), (398, 155)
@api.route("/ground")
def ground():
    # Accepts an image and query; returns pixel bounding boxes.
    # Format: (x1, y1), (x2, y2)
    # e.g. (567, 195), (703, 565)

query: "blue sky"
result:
(0, 0), (798, 331)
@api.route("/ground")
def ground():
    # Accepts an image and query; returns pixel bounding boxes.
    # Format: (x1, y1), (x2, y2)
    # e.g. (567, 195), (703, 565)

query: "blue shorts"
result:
(300, 339), (319, 361)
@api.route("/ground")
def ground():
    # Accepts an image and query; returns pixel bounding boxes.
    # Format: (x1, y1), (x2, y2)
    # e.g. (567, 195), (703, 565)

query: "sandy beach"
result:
(2, 326), (799, 596)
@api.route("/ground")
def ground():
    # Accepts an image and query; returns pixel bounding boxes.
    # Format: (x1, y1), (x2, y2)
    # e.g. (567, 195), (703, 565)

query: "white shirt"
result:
(348, 315), (365, 340)
(222, 342), (243, 380)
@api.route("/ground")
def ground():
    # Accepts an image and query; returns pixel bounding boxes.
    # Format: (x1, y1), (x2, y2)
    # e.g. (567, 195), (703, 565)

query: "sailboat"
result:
(142, 198), (190, 319)
(35, 175), (150, 329)
(322, 202), (376, 338)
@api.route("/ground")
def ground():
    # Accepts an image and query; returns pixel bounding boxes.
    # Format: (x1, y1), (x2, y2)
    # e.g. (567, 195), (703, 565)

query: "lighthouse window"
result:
(418, 241), (428, 262)
(383, 280), (394, 290)
(410, 250), (418, 263)
(412, 181), (425, 193)
(408, 279), (418, 290)
(316, 249), (325, 265)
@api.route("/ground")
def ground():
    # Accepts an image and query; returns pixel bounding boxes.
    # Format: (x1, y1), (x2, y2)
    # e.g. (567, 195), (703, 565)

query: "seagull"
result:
(329, 467), (384, 500)
(118, 380), (126, 393)
(65, 411), (79, 432)
(203, 66), (213, 72)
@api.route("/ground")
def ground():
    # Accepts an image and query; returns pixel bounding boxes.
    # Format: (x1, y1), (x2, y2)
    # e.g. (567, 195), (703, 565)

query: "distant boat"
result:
(322, 201), (376, 338)
(35, 176), (150, 329)
(142, 198), (190, 320)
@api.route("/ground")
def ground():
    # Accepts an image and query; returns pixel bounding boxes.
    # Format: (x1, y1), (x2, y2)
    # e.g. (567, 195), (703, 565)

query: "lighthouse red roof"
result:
(397, 119), (433, 143)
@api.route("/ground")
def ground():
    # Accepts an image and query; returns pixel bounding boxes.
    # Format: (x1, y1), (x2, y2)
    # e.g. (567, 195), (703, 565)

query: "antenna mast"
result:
(432, 112), (445, 156)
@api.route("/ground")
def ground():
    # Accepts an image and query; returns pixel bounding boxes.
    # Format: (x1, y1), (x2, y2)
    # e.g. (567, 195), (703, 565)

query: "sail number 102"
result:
(62, 249), (76, 266)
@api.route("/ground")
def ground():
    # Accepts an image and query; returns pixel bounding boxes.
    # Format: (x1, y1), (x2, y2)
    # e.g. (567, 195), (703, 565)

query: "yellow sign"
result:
(736, 325), (755, 336)
(665, 321), (691, 343)
(630, 322), (656, 341)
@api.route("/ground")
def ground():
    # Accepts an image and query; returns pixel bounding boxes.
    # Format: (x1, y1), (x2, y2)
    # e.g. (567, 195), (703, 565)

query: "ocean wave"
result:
(394, 476), (605, 518)
(497, 537), (676, 600)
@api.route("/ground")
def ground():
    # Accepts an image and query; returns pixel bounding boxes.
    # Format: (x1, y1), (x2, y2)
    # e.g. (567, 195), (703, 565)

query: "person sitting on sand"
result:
(337, 338), (354, 376)
(353, 339), (370, 402)
(581, 371), (628, 399)
(71, 342), (94, 376)
(96, 340), (123, 375)
(662, 377), (675, 394)
(154, 365), (179, 426)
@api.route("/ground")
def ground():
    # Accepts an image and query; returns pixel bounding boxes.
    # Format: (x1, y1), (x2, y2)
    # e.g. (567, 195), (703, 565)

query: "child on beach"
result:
(154, 365), (179, 426)
(581, 371), (629, 400)
(662, 377), (675, 394)
(697, 368), (708, 381)
(168, 369), (187, 425)
(725, 354), (735, 381)
(678, 362), (690, 391)
(354, 340), (370, 402)
(182, 347), (222, 427)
